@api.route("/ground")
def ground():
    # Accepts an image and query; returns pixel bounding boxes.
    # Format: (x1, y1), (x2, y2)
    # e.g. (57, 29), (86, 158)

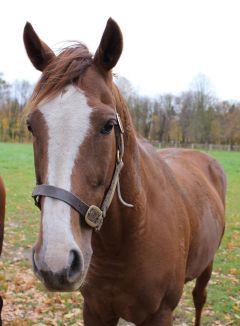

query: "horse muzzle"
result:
(32, 247), (85, 291)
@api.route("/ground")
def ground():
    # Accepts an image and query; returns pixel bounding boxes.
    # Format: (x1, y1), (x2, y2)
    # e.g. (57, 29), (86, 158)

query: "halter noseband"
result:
(32, 112), (133, 231)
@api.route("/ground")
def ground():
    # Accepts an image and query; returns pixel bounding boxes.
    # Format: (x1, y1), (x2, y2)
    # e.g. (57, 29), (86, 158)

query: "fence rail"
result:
(150, 141), (240, 151)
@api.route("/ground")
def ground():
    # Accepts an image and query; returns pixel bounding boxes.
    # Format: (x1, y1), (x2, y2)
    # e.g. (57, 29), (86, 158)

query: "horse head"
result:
(24, 19), (124, 291)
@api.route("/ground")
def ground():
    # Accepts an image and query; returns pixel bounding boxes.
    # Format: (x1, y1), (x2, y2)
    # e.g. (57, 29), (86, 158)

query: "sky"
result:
(1, 0), (240, 101)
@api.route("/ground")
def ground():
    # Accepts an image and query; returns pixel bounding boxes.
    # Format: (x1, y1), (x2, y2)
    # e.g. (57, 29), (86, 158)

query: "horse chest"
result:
(83, 259), (174, 323)
(83, 277), (162, 323)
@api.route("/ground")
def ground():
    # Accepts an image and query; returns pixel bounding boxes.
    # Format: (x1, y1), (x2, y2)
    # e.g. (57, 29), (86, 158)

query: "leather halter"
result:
(32, 112), (133, 231)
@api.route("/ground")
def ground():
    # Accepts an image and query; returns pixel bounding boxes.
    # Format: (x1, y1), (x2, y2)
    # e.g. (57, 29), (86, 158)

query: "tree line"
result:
(0, 73), (240, 145)
(116, 74), (240, 146)
(0, 74), (32, 143)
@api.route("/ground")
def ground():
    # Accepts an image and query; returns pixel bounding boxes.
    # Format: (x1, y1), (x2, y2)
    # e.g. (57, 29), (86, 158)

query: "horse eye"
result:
(100, 120), (114, 135)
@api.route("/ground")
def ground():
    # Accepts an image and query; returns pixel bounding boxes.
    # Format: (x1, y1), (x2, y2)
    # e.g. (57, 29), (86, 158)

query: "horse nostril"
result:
(68, 249), (82, 282)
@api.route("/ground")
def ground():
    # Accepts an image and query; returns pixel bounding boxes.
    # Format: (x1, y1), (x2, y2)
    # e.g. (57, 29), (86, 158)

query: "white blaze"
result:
(38, 85), (92, 272)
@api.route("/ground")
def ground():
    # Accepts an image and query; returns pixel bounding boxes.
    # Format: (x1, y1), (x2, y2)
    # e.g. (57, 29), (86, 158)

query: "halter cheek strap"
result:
(32, 112), (133, 231)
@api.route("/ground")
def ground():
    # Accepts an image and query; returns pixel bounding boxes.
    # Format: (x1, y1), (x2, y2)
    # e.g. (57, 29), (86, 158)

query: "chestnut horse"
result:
(0, 176), (5, 325)
(23, 19), (226, 326)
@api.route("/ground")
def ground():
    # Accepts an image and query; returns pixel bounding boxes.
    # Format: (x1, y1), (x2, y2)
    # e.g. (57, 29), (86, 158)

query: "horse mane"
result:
(28, 43), (93, 110)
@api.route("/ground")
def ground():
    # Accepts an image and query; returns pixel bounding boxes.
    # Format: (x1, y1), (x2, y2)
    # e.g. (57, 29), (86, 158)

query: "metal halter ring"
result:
(85, 205), (103, 231)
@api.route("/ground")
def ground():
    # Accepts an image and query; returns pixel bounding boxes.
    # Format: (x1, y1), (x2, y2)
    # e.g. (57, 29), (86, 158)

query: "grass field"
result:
(0, 142), (239, 325)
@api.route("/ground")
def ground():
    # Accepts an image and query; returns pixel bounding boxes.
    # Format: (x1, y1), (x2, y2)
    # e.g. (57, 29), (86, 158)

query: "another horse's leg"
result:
(0, 296), (2, 326)
(83, 302), (119, 326)
(192, 261), (213, 326)
(137, 305), (173, 326)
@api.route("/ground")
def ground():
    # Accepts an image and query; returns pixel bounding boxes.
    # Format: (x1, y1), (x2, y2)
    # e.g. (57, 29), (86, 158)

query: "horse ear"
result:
(23, 22), (56, 72)
(94, 18), (123, 72)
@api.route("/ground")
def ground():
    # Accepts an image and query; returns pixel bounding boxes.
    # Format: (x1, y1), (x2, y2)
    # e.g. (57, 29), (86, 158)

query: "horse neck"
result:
(92, 87), (147, 255)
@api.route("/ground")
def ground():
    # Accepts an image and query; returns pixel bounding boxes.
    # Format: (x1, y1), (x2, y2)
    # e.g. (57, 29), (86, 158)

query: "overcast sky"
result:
(1, 0), (240, 101)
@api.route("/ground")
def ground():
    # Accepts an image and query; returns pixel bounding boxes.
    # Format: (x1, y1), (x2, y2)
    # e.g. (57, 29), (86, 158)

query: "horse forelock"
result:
(28, 43), (93, 110)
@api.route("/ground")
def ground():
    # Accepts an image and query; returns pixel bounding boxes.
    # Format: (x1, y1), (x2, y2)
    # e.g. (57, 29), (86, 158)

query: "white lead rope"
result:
(117, 180), (134, 208)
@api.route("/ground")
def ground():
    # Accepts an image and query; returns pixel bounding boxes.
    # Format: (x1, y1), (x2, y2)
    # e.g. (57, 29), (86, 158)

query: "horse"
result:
(0, 176), (5, 325)
(23, 18), (226, 326)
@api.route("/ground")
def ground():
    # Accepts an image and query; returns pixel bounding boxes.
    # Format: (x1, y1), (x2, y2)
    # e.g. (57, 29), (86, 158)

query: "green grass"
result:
(0, 143), (37, 248)
(0, 143), (239, 325)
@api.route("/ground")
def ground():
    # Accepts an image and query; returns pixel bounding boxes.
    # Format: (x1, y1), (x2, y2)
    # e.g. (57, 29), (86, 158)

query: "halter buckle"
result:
(85, 205), (103, 231)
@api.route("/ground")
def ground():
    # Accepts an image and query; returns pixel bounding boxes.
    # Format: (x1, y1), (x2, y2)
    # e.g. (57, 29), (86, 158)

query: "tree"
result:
(12, 80), (33, 109)
(0, 73), (10, 106)
(190, 74), (216, 143)
(178, 91), (194, 143)
(0, 75), (33, 142)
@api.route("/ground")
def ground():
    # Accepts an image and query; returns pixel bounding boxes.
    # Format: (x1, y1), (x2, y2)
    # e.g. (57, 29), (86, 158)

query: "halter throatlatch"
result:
(32, 112), (133, 231)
